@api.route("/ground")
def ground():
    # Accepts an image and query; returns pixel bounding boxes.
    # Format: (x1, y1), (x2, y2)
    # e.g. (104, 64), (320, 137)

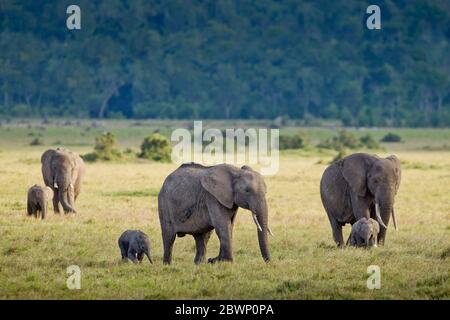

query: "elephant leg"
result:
(356, 236), (363, 247)
(194, 231), (212, 264)
(377, 226), (387, 245)
(52, 191), (60, 214)
(120, 243), (128, 262)
(127, 249), (138, 264)
(137, 252), (144, 263)
(208, 221), (233, 263)
(27, 202), (33, 216)
(162, 229), (176, 265)
(329, 217), (344, 247)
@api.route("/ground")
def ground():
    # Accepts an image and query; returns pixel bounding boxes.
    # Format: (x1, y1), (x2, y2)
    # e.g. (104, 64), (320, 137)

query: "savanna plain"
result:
(0, 120), (448, 299)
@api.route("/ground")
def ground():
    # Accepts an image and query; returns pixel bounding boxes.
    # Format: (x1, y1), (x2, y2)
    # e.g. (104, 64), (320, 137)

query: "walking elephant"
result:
(320, 153), (401, 246)
(41, 148), (85, 214)
(27, 185), (53, 219)
(158, 163), (273, 264)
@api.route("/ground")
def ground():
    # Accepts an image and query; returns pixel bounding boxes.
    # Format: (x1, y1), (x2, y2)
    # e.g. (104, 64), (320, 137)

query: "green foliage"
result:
(11, 104), (32, 117)
(330, 149), (349, 164)
(318, 130), (360, 151)
(83, 132), (122, 162)
(381, 133), (403, 143)
(279, 134), (308, 150)
(0, 1), (449, 126)
(360, 134), (381, 149)
(139, 133), (172, 162)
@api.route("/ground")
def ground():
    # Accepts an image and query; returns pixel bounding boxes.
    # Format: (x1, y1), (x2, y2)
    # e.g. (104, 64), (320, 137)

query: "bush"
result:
(11, 104), (32, 117)
(83, 132), (122, 162)
(330, 149), (349, 163)
(381, 133), (402, 142)
(279, 133), (308, 150)
(139, 133), (172, 162)
(360, 134), (380, 149)
(317, 130), (360, 151)
(30, 138), (44, 146)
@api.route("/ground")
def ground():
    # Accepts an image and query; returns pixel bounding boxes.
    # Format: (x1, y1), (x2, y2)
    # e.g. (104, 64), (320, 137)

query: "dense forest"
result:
(0, 0), (449, 126)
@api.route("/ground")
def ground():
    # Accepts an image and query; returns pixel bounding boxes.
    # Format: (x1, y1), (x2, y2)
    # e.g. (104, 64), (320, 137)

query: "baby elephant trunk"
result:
(365, 232), (371, 248)
(145, 249), (153, 264)
(38, 196), (47, 220)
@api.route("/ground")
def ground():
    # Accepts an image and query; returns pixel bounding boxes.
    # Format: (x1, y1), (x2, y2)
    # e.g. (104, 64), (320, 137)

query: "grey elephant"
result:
(347, 217), (380, 248)
(118, 230), (153, 264)
(27, 185), (53, 219)
(320, 153), (401, 247)
(41, 148), (85, 214)
(158, 163), (273, 264)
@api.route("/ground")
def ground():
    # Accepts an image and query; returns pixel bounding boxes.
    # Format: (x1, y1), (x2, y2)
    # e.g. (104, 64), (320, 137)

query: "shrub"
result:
(30, 138), (44, 146)
(381, 133), (402, 142)
(139, 133), (172, 162)
(330, 149), (349, 163)
(279, 133), (308, 150)
(83, 132), (122, 162)
(360, 134), (380, 149)
(11, 104), (32, 117)
(318, 130), (360, 151)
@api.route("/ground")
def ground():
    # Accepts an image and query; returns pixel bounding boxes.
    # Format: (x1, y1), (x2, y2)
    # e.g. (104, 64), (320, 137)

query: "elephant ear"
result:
(341, 154), (373, 197)
(44, 187), (54, 199)
(201, 165), (234, 209)
(387, 155), (401, 194)
(372, 219), (380, 234)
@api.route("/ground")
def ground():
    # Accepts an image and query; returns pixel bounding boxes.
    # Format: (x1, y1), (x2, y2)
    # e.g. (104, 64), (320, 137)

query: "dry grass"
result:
(0, 123), (449, 299)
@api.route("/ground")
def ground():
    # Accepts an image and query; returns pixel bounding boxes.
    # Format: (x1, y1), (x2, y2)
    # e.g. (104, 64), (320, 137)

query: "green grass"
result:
(0, 120), (449, 299)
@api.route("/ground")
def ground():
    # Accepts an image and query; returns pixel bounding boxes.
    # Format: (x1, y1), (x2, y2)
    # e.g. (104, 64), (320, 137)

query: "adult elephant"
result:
(320, 153), (401, 246)
(158, 163), (273, 264)
(41, 148), (85, 214)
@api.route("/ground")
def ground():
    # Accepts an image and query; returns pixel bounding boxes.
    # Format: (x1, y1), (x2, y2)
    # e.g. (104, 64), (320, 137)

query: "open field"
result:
(0, 120), (449, 299)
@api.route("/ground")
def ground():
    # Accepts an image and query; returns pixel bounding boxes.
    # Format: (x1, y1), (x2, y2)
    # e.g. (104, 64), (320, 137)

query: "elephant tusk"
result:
(392, 207), (398, 231)
(70, 183), (74, 189)
(268, 227), (275, 237)
(375, 203), (388, 229)
(252, 214), (263, 232)
(54, 181), (58, 189)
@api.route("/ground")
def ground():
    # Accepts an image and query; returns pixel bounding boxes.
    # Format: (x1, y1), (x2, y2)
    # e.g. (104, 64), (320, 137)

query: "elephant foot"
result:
(208, 256), (233, 264)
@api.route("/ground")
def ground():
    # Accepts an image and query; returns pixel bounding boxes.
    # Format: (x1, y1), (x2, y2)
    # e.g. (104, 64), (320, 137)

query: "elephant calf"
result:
(118, 230), (153, 264)
(347, 217), (380, 248)
(27, 185), (53, 219)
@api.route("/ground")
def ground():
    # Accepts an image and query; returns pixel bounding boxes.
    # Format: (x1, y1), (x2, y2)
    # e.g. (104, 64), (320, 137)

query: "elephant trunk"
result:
(58, 187), (76, 213)
(145, 250), (153, 264)
(375, 201), (393, 231)
(40, 197), (47, 220)
(364, 231), (370, 248)
(254, 200), (270, 262)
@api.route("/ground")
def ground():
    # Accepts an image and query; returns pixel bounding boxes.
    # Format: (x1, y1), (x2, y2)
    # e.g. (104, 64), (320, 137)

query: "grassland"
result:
(0, 120), (448, 299)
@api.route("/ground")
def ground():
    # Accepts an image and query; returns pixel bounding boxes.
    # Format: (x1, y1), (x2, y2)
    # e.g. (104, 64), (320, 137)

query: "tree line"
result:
(0, 0), (449, 127)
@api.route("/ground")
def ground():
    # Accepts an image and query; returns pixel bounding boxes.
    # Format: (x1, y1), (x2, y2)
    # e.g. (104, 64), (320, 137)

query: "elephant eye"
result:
(245, 187), (251, 193)
(373, 178), (378, 184)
